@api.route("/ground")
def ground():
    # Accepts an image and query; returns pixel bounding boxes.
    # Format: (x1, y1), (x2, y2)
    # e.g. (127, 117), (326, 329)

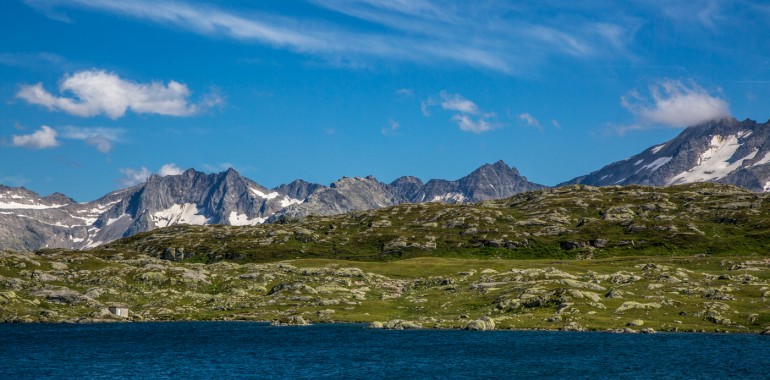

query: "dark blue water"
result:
(1, 322), (768, 379)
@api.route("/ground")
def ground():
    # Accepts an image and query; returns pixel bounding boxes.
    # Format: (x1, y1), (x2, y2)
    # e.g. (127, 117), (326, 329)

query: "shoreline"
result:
(4, 318), (769, 336)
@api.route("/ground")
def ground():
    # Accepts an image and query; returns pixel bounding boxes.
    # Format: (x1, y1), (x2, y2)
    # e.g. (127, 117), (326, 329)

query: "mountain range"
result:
(0, 160), (544, 251)
(4, 117), (770, 252)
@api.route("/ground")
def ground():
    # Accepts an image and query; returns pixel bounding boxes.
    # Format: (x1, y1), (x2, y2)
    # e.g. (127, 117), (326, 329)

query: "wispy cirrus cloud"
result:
(621, 79), (730, 128)
(17, 70), (215, 119)
(381, 119), (400, 136)
(0, 52), (69, 69)
(519, 113), (542, 130)
(59, 126), (124, 153)
(422, 91), (499, 133)
(23, 0), (638, 74)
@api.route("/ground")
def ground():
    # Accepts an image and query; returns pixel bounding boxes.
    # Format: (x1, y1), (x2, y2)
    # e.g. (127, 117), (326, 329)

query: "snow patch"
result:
(0, 202), (64, 210)
(753, 151), (770, 167)
(669, 135), (757, 184)
(431, 192), (466, 203)
(106, 214), (128, 226)
(152, 203), (210, 227)
(764, 181), (770, 193)
(250, 188), (279, 200)
(636, 157), (672, 173)
(737, 130), (753, 139)
(228, 211), (265, 226)
(651, 144), (666, 154)
(85, 240), (103, 249)
(279, 196), (303, 208)
(634, 159), (644, 166)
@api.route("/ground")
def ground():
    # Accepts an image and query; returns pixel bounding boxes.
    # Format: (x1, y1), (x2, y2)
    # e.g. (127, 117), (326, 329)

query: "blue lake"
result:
(1, 322), (768, 379)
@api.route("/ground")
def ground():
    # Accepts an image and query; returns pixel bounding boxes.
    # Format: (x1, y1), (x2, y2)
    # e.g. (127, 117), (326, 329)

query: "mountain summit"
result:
(564, 118), (770, 191)
(0, 161), (543, 251)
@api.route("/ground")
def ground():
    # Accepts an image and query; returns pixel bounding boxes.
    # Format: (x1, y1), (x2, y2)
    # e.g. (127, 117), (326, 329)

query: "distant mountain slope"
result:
(563, 118), (770, 191)
(409, 160), (547, 203)
(269, 160), (545, 221)
(105, 182), (770, 263)
(0, 161), (543, 251)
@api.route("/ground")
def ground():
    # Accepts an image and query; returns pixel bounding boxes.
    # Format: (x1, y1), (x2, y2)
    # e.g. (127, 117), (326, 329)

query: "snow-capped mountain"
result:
(563, 118), (770, 191)
(0, 161), (543, 251)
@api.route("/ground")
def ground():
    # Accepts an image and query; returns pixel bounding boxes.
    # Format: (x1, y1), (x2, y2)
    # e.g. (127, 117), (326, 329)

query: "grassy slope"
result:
(2, 183), (770, 332)
(103, 183), (770, 262)
(1, 251), (769, 332)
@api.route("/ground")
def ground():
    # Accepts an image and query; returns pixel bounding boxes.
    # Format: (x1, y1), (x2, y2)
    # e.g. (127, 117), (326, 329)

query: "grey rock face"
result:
(0, 161), (544, 251)
(563, 118), (770, 192)
(269, 161), (545, 221)
(389, 176), (424, 201)
(268, 176), (402, 221)
(413, 160), (547, 203)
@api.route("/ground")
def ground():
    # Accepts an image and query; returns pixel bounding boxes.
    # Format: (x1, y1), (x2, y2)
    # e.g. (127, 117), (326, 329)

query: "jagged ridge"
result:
(0, 161), (543, 251)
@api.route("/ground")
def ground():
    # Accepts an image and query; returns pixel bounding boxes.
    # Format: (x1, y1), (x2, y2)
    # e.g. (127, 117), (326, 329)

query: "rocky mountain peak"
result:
(563, 117), (770, 192)
(42, 192), (77, 205)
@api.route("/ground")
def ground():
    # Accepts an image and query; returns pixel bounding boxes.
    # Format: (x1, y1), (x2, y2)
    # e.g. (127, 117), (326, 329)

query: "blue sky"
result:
(2, 0), (770, 201)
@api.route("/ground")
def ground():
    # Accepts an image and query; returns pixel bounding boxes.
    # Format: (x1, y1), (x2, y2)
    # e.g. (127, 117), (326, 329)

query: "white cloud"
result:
(118, 163), (185, 187)
(439, 91), (479, 114)
(451, 114), (495, 133)
(158, 163), (183, 176)
(422, 91), (499, 133)
(551, 119), (562, 129)
(519, 113), (542, 129)
(118, 167), (152, 187)
(621, 79), (730, 127)
(60, 126), (123, 153)
(17, 70), (204, 119)
(11, 126), (60, 149)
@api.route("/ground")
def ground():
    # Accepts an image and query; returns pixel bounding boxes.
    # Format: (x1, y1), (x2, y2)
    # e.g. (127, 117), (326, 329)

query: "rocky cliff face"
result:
(0, 161), (544, 251)
(411, 160), (546, 203)
(564, 118), (770, 191)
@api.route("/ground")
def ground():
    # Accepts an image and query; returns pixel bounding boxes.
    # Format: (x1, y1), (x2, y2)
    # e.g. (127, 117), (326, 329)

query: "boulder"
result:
(561, 322), (585, 332)
(271, 315), (310, 326)
(616, 301), (661, 313)
(383, 319), (423, 330)
(464, 316), (496, 331)
(369, 321), (384, 329)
